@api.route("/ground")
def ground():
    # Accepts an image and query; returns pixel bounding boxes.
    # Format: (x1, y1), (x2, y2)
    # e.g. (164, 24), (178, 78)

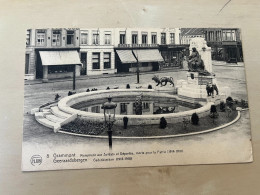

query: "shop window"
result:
(66, 30), (74, 45)
(36, 30), (46, 46)
(26, 30), (31, 46)
(161, 33), (166, 44)
(52, 30), (61, 46)
(104, 32), (111, 45)
(142, 62), (149, 67)
(120, 32), (126, 44)
(104, 53), (111, 69)
(92, 31), (99, 45)
(132, 32), (138, 44)
(80, 31), (88, 45)
(142, 32), (147, 44)
(48, 65), (74, 74)
(170, 33), (175, 44)
(92, 53), (100, 69)
(151, 33), (157, 44)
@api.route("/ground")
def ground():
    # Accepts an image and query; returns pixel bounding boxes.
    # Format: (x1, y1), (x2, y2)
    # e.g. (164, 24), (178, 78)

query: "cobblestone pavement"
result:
(24, 65), (248, 113)
(23, 66), (251, 152)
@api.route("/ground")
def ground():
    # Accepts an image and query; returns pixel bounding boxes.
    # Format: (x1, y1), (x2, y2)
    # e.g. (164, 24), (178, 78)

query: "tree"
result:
(210, 105), (219, 123)
(123, 116), (128, 129)
(226, 96), (233, 109)
(220, 101), (226, 112)
(191, 113), (199, 125)
(160, 117), (167, 129)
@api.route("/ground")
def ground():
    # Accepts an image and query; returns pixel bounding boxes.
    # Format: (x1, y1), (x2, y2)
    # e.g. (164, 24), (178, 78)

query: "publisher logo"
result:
(31, 155), (42, 166)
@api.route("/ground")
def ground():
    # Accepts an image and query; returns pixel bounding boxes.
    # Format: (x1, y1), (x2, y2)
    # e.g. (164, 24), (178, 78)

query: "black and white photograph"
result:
(22, 27), (252, 171)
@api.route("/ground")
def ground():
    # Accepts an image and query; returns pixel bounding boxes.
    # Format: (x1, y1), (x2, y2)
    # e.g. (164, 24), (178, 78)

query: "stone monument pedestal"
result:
(177, 72), (230, 102)
(178, 72), (214, 100)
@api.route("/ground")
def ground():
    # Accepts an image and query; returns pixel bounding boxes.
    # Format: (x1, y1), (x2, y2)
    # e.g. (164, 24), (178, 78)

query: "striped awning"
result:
(133, 49), (164, 62)
(116, 50), (137, 64)
(39, 50), (82, 66)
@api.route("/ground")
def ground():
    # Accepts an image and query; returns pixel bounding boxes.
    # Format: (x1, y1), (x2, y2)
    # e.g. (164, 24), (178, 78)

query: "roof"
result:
(181, 28), (205, 36)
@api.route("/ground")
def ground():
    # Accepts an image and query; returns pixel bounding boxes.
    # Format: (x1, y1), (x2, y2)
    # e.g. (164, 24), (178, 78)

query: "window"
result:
(120, 31), (126, 44)
(36, 30), (46, 46)
(25, 54), (29, 74)
(222, 30), (236, 41)
(142, 62), (149, 67)
(91, 106), (100, 113)
(104, 32), (111, 45)
(104, 53), (111, 69)
(170, 33), (175, 44)
(66, 30), (74, 45)
(151, 33), (157, 44)
(120, 103), (127, 114)
(52, 30), (61, 46)
(209, 31), (214, 41)
(142, 32), (147, 44)
(48, 65), (74, 74)
(26, 30), (30, 46)
(132, 32), (138, 44)
(92, 31), (99, 45)
(161, 33), (166, 44)
(92, 53), (100, 69)
(143, 102), (150, 110)
(80, 31), (88, 45)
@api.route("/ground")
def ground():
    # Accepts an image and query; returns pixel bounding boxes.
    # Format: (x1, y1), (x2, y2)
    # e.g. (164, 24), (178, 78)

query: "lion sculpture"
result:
(152, 75), (174, 87)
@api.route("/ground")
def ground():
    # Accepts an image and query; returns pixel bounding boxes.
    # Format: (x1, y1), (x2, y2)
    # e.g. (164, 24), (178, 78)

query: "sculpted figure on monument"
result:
(188, 48), (210, 75)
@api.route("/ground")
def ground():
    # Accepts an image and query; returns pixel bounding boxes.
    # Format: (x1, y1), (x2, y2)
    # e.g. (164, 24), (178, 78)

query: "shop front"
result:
(38, 50), (82, 82)
(159, 45), (188, 69)
(115, 49), (163, 73)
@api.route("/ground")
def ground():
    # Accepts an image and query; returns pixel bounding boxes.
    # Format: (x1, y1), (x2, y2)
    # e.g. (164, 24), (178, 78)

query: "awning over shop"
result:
(133, 49), (164, 62)
(39, 50), (82, 66)
(116, 50), (137, 64)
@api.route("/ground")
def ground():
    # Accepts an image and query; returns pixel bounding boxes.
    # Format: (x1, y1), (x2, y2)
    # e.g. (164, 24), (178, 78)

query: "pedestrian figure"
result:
(55, 93), (60, 101)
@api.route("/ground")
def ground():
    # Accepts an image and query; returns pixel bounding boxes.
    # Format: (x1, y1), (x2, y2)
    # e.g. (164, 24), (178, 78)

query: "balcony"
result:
(117, 44), (159, 48)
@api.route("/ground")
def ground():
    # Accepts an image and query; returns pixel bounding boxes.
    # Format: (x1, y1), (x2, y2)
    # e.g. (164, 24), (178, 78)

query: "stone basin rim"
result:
(57, 89), (213, 125)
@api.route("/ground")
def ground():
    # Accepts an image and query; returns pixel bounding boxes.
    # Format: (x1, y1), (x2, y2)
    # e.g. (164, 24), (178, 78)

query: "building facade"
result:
(180, 28), (205, 45)
(114, 28), (181, 73)
(79, 28), (116, 76)
(25, 28), (82, 81)
(25, 28), (182, 80)
(204, 28), (243, 62)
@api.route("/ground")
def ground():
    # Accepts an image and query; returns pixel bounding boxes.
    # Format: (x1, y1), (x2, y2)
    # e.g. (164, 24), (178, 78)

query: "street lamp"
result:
(101, 96), (117, 149)
(132, 49), (140, 84)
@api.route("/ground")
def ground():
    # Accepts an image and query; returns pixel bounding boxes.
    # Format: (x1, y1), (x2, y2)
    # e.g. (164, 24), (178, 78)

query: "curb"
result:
(58, 111), (241, 139)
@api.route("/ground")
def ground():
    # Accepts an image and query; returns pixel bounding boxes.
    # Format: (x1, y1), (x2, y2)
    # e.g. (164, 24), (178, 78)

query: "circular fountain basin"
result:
(58, 89), (213, 126)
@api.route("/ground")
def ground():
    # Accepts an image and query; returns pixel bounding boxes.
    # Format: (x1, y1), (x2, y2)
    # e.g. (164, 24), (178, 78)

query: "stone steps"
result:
(35, 112), (57, 129)
(45, 113), (64, 123)
(34, 106), (73, 131)
(50, 106), (72, 119)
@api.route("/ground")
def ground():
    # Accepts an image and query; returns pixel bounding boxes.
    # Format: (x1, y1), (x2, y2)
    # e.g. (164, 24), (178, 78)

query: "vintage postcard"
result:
(22, 28), (253, 171)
